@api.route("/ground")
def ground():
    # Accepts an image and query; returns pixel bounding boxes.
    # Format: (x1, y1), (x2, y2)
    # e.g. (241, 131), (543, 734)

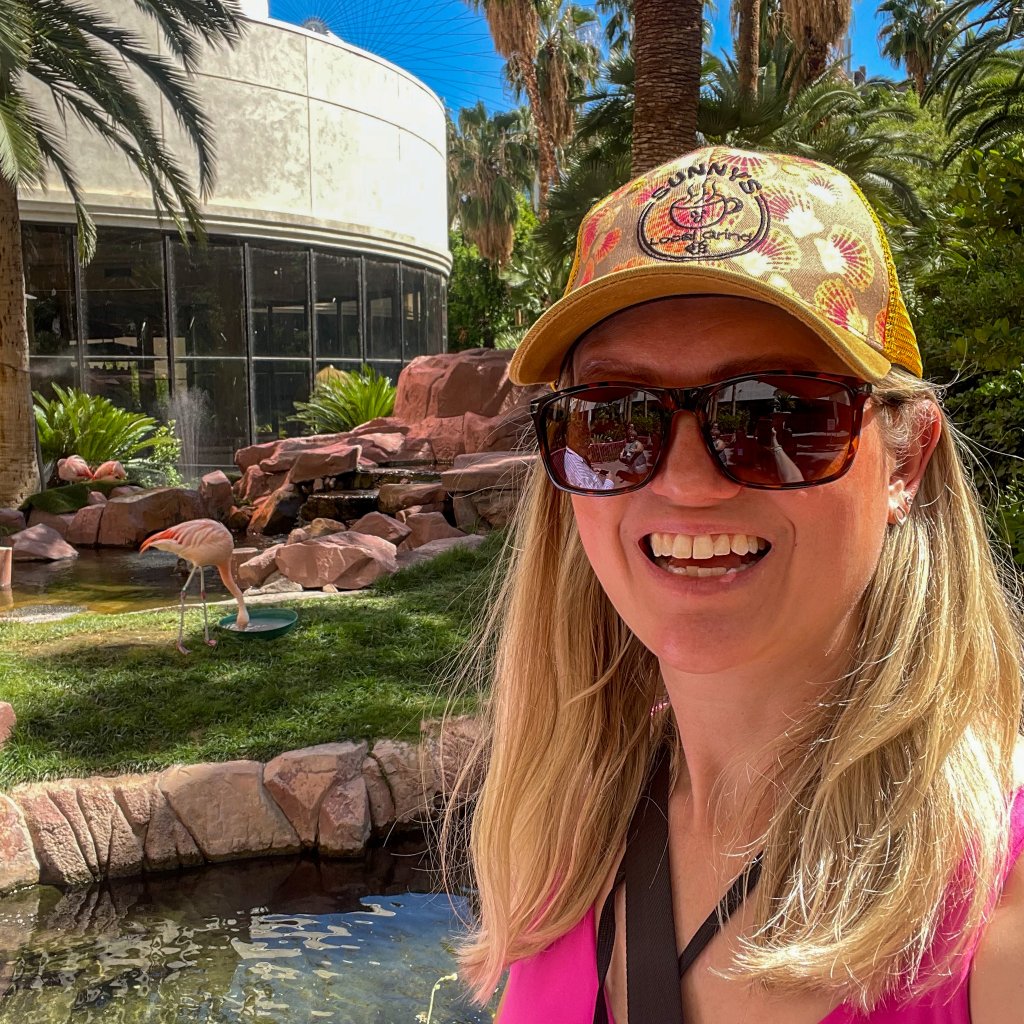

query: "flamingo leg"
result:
(199, 565), (217, 647)
(177, 565), (199, 655)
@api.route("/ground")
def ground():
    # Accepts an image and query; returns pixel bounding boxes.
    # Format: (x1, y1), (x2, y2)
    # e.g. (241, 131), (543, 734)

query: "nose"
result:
(646, 410), (743, 505)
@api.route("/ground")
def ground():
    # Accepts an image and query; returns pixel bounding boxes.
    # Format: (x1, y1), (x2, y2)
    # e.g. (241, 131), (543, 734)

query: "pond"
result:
(0, 843), (496, 1023)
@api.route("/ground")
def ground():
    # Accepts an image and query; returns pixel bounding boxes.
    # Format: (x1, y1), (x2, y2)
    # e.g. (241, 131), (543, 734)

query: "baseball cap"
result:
(508, 146), (922, 386)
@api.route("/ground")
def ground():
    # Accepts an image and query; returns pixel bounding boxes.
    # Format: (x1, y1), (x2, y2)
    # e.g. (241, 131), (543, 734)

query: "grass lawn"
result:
(0, 532), (504, 789)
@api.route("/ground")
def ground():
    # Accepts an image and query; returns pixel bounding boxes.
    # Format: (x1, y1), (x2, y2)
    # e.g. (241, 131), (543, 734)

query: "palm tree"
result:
(0, 0), (241, 509)
(733, 0), (763, 103)
(779, 0), (851, 85)
(632, 0), (705, 172)
(468, 0), (560, 208)
(878, 0), (947, 99)
(448, 104), (535, 267)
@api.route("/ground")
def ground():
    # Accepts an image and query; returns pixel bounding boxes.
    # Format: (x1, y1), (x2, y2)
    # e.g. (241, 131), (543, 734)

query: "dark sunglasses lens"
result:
(707, 376), (858, 487)
(540, 387), (664, 493)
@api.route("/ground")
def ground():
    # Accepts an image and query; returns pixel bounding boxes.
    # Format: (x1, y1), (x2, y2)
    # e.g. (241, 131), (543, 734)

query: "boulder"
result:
(298, 490), (378, 523)
(0, 701), (16, 748)
(440, 451), (536, 492)
(398, 512), (465, 552)
(14, 784), (93, 886)
(10, 523), (79, 562)
(259, 436), (352, 474)
(421, 715), (483, 796)
(350, 417), (409, 437)
(305, 517), (347, 539)
(237, 544), (283, 589)
(110, 485), (144, 498)
(245, 571), (303, 596)
(347, 511), (411, 546)
(229, 546), (259, 578)
(288, 527), (310, 544)
(405, 415), (467, 463)
(377, 482), (447, 515)
(394, 349), (514, 421)
(235, 432), (348, 473)
(352, 433), (405, 464)
(0, 508), (26, 534)
(0, 795), (39, 894)
(286, 444), (360, 485)
(235, 465), (286, 504)
(362, 756), (396, 834)
(98, 487), (203, 547)
(247, 485), (302, 537)
(87, 490), (107, 506)
(395, 534), (487, 569)
(453, 488), (521, 531)
(318, 776), (371, 857)
(143, 788), (203, 872)
(199, 470), (234, 520)
(67, 504), (105, 547)
(227, 506), (253, 532)
(159, 761), (300, 862)
(464, 409), (531, 454)
(27, 509), (75, 539)
(275, 532), (397, 590)
(369, 739), (437, 824)
(263, 741), (368, 847)
(75, 779), (144, 878)
(395, 503), (445, 522)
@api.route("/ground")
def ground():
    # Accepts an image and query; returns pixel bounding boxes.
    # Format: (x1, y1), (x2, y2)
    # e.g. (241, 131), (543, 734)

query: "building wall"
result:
(19, 6), (450, 274)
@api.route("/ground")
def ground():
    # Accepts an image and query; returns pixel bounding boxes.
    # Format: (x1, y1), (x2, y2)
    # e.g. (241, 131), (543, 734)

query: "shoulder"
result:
(968, 737), (1024, 1023)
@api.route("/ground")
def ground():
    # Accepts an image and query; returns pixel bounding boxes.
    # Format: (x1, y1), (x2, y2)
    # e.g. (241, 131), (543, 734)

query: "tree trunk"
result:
(0, 176), (41, 509)
(515, 52), (558, 214)
(803, 27), (828, 83)
(737, 0), (762, 104)
(632, 0), (704, 175)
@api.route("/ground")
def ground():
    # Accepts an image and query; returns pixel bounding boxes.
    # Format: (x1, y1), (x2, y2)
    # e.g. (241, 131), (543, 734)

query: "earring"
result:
(893, 504), (908, 526)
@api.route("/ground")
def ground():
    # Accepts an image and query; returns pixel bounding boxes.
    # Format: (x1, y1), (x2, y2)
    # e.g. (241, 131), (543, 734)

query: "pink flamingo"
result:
(57, 456), (93, 483)
(140, 519), (250, 654)
(92, 460), (127, 484)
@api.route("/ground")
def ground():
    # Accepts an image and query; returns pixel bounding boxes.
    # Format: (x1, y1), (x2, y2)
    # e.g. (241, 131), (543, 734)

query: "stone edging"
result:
(0, 717), (479, 895)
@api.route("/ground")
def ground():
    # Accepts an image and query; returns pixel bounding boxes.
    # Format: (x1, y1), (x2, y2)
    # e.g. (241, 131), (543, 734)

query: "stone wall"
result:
(0, 717), (479, 895)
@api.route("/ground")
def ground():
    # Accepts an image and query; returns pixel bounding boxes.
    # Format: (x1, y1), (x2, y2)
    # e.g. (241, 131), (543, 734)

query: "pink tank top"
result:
(500, 789), (1024, 1024)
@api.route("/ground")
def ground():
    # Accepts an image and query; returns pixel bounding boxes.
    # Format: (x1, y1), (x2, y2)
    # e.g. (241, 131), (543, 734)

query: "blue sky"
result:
(269, 0), (898, 114)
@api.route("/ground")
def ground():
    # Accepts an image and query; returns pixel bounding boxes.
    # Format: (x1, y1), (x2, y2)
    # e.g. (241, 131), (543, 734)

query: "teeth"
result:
(672, 534), (693, 559)
(713, 534), (731, 556)
(731, 534), (748, 556)
(692, 535), (714, 559)
(649, 531), (769, 561)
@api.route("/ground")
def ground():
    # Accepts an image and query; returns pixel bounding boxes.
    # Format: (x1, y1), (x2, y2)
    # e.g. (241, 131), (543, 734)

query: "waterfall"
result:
(162, 389), (212, 486)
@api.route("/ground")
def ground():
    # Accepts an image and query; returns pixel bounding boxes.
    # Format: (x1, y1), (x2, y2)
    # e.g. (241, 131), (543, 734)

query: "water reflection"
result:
(0, 845), (493, 1023)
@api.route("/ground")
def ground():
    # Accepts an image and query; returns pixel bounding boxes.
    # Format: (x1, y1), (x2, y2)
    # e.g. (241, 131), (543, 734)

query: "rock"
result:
(275, 532), (397, 590)
(236, 466), (287, 504)
(420, 716), (482, 798)
(464, 409), (532, 454)
(377, 482), (447, 515)
(0, 702), (15, 748)
(0, 508), (26, 534)
(237, 544), (283, 589)
(247, 485), (302, 537)
(394, 349), (514, 421)
(350, 417), (409, 438)
(76, 780), (143, 878)
(395, 534), (487, 569)
(45, 781), (100, 876)
(235, 432), (347, 473)
(98, 487), (203, 547)
(453, 488), (521, 531)
(27, 509), (75, 538)
(110, 775), (156, 836)
(298, 490), (378, 523)
(159, 761), (300, 862)
(288, 527), (310, 545)
(441, 451), (536, 492)
(318, 776), (371, 857)
(398, 512), (465, 552)
(362, 756), (396, 834)
(286, 444), (361, 485)
(87, 490), (107, 506)
(227, 506), (254, 532)
(245, 571), (303, 596)
(305, 517), (347, 539)
(14, 784), (93, 886)
(0, 795), (39, 893)
(405, 415), (468, 463)
(10, 523), (79, 562)
(263, 741), (368, 847)
(259, 436), (352, 474)
(67, 504), (105, 547)
(322, 583), (338, 593)
(369, 739), (436, 824)
(230, 546), (259, 578)
(347, 511), (411, 545)
(143, 788), (203, 872)
(395, 503), (445, 522)
(352, 432), (406, 464)
(110, 485), (145, 498)
(199, 470), (234, 520)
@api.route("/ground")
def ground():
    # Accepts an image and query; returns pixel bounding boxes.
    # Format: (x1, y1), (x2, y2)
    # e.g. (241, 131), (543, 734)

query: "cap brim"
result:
(509, 264), (892, 386)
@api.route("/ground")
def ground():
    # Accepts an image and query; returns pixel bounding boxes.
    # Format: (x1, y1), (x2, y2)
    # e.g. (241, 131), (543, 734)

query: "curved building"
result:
(20, 1), (449, 471)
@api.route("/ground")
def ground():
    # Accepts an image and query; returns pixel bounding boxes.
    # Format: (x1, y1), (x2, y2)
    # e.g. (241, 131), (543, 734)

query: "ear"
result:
(887, 400), (942, 525)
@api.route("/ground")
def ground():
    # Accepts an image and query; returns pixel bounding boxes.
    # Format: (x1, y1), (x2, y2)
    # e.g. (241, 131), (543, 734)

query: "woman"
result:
(443, 147), (1024, 1023)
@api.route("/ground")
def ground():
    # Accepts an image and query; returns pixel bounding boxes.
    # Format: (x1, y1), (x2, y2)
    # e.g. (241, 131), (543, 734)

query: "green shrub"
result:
(293, 365), (397, 433)
(34, 385), (181, 485)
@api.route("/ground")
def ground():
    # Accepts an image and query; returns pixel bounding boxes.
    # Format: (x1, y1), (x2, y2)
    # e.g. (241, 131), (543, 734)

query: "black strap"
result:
(592, 746), (762, 1023)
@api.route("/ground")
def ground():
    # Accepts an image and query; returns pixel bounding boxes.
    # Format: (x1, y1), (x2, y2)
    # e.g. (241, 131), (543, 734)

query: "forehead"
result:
(570, 296), (852, 384)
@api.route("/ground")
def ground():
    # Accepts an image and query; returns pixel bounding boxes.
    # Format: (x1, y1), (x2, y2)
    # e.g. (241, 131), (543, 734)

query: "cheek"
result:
(570, 495), (633, 586)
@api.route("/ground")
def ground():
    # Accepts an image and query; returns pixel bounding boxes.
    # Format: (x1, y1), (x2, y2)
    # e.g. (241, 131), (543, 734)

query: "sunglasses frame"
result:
(530, 371), (875, 496)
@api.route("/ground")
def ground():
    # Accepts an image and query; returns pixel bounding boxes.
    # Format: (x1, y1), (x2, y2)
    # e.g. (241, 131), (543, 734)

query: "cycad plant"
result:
(292, 366), (397, 434)
(0, 0), (242, 508)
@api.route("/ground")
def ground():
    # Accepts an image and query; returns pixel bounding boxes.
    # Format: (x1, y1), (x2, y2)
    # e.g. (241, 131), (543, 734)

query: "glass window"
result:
(315, 252), (360, 360)
(366, 361), (400, 385)
(86, 358), (168, 418)
(426, 272), (445, 354)
(365, 259), (400, 360)
(254, 360), (310, 442)
(22, 225), (78, 361)
(30, 358), (77, 398)
(172, 239), (245, 358)
(83, 230), (167, 361)
(402, 266), (426, 359)
(172, 359), (250, 472)
(250, 248), (310, 358)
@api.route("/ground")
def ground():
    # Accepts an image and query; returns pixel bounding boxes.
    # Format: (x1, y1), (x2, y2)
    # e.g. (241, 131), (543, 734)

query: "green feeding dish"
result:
(218, 607), (298, 639)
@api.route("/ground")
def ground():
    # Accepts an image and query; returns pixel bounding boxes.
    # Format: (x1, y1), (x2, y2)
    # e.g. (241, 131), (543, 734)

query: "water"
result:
(163, 390), (213, 487)
(0, 846), (495, 1024)
(1, 549), (230, 617)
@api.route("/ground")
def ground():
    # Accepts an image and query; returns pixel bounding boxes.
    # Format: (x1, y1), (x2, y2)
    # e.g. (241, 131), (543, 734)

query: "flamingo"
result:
(92, 460), (127, 484)
(57, 455), (93, 483)
(140, 519), (250, 654)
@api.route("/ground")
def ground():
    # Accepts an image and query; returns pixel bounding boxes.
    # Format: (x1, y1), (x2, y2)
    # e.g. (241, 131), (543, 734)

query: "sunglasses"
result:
(530, 371), (874, 495)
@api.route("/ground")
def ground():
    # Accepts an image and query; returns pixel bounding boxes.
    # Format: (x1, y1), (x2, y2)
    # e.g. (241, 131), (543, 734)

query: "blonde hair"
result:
(441, 368), (1023, 1009)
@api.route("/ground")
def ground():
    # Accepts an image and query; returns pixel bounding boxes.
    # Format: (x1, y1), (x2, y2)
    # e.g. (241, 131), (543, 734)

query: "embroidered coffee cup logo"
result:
(638, 159), (770, 262)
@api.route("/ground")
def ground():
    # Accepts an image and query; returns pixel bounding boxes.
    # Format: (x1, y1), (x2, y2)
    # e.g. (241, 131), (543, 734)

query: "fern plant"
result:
(34, 385), (181, 484)
(293, 365), (397, 433)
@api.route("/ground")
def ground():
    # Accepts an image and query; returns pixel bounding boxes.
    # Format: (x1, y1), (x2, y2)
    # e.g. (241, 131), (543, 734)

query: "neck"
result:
(216, 563), (249, 626)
